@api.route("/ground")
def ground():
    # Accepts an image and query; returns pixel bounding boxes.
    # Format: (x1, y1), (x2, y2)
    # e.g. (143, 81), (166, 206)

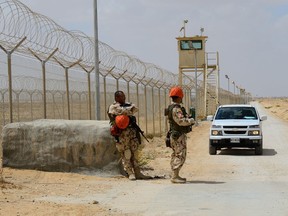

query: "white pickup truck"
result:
(207, 104), (267, 155)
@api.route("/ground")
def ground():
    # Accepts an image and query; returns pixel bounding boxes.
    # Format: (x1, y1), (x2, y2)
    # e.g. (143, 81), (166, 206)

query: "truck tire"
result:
(255, 140), (263, 155)
(209, 140), (217, 155)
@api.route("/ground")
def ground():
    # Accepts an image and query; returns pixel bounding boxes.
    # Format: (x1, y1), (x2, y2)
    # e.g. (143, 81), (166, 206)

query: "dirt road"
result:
(95, 102), (288, 216)
(1, 101), (288, 215)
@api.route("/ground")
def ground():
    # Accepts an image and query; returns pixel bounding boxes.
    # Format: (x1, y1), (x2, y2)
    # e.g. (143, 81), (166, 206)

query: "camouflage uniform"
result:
(168, 102), (194, 178)
(108, 102), (141, 177)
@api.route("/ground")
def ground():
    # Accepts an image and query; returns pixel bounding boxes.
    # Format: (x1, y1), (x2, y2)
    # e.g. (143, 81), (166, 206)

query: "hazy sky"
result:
(19, 0), (288, 97)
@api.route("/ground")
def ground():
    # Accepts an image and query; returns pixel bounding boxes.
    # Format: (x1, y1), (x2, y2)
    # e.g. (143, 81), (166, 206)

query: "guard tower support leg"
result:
(203, 64), (207, 117)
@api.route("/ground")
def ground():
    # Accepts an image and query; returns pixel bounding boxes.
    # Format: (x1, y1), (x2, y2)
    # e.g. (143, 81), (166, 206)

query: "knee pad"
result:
(124, 149), (132, 160)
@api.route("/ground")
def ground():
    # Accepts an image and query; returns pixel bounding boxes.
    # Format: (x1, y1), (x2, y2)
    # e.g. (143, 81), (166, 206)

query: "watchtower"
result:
(176, 35), (207, 71)
(176, 30), (219, 119)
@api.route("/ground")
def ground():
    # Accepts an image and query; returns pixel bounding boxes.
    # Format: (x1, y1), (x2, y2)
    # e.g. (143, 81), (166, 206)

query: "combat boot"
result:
(128, 173), (136, 180)
(134, 167), (153, 180)
(171, 169), (186, 183)
(126, 170), (136, 181)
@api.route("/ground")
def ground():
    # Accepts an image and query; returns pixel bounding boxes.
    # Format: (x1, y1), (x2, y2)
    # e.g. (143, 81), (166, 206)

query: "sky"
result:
(18, 0), (288, 97)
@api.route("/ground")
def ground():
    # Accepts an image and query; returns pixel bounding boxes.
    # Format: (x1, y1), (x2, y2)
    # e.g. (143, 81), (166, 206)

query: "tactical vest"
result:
(107, 104), (142, 143)
(167, 104), (192, 137)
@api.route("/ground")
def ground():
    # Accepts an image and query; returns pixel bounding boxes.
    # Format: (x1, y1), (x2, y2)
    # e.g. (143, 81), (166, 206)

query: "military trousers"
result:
(116, 127), (140, 175)
(170, 133), (187, 171)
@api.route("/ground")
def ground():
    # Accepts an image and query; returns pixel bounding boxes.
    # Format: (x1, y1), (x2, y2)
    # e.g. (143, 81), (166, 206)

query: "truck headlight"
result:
(211, 130), (222, 136)
(248, 130), (260, 135)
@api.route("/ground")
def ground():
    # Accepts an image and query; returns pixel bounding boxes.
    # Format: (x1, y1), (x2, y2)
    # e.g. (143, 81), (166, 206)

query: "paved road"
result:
(97, 102), (288, 216)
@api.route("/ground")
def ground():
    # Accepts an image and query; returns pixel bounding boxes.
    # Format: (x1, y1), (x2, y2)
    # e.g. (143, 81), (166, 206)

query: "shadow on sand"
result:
(186, 180), (225, 184)
(217, 148), (277, 156)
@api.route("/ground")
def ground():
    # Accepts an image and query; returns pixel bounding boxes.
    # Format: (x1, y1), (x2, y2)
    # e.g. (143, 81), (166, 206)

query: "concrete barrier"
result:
(2, 119), (119, 172)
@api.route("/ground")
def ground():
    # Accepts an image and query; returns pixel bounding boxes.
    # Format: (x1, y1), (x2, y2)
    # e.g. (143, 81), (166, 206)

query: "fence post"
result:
(29, 48), (58, 119)
(0, 37), (26, 123)
(78, 63), (94, 120)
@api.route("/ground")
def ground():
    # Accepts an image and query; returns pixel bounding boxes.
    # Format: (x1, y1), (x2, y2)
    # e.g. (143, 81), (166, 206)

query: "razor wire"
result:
(0, 0), (178, 86)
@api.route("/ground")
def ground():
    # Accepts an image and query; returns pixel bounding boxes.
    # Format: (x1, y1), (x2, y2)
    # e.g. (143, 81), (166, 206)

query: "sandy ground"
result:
(258, 98), (288, 121)
(1, 98), (288, 216)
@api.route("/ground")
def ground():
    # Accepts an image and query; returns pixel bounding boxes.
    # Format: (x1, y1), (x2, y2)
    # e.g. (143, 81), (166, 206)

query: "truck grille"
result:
(224, 131), (246, 134)
(223, 126), (247, 128)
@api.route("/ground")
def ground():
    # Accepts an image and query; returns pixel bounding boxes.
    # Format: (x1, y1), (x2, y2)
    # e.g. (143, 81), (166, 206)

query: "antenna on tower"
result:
(180, 20), (188, 37)
(200, 27), (204, 36)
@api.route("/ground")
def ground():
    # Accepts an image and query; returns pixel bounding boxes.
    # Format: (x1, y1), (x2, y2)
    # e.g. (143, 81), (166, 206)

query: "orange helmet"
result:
(169, 86), (184, 98)
(115, 115), (130, 129)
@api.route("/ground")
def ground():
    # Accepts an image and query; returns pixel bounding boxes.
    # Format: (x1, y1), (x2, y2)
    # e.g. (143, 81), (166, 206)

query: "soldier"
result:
(107, 90), (152, 180)
(166, 86), (194, 183)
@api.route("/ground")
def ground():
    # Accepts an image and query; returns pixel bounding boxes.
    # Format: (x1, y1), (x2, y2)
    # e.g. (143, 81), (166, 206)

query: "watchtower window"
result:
(180, 40), (203, 50)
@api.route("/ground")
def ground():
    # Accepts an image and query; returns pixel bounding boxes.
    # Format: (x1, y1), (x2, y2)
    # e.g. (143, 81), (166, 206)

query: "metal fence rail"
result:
(0, 0), (245, 175)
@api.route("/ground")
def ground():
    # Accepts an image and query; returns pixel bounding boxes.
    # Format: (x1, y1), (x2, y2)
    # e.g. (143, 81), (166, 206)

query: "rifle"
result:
(165, 130), (172, 148)
(120, 102), (133, 107)
(129, 116), (149, 143)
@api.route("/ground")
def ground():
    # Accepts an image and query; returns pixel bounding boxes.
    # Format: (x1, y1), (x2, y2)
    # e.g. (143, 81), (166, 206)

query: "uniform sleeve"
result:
(172, 107), (195, 126)
(108, 103), (139, 116)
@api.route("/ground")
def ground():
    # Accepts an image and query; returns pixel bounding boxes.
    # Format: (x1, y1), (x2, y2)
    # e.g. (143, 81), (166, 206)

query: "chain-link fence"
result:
(0, 0), (247, 176)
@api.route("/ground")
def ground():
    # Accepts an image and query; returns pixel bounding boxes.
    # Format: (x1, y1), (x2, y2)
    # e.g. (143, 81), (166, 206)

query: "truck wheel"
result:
(209, 140), (217, 155)
(255, 140), (263, 155)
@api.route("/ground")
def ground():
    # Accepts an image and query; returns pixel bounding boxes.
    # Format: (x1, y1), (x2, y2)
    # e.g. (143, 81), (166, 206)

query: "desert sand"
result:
(0, 98), (287, 216)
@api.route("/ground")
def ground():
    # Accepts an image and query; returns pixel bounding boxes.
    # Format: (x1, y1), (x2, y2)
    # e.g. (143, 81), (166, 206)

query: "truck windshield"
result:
(215, 107), (257, 120)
